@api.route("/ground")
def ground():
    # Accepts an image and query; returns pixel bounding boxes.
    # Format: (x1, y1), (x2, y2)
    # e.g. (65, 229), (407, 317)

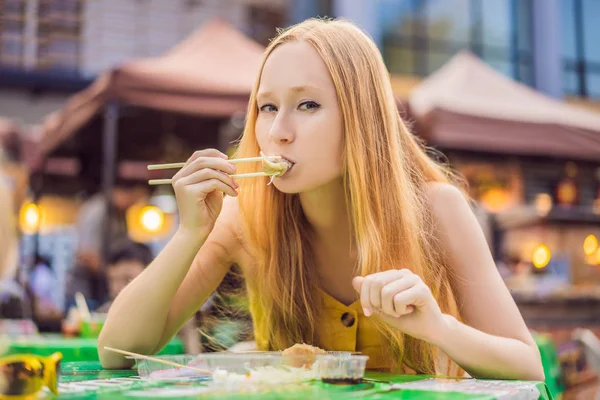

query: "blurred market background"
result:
(1, 0), (600, 398)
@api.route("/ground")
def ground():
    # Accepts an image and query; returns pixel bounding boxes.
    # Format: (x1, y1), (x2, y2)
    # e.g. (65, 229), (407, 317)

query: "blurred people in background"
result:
(27, 255), (57, 311)
(0, 131), (28, 213)
(97, 240), (200, 353)
(0, 170), (31, 320)
(503, 255), (536, 292)
(67, 180), (148, 310)
(0, 170), (18, 281)
(96, 240), (154, 313)
(25, 254), (62, 331)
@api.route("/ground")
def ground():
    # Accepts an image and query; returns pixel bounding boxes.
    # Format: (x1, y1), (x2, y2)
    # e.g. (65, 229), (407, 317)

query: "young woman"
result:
(99, 18), (543, 380)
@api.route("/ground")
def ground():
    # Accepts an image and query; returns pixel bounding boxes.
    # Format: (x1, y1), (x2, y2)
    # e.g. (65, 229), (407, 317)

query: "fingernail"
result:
(363, 308), (371, 317)
(229, 164), (236, 172)
(233, 180), (239, 188)
(220, 153), (229, 159)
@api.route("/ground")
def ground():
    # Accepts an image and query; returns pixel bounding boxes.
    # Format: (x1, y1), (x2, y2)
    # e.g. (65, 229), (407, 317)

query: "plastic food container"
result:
(316, 354), (369, 384)
(133, 351), (368, 387)
(137, 353), (300, 379)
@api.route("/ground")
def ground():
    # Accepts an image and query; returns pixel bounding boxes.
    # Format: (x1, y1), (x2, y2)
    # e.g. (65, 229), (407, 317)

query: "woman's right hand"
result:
(171, 149), (238, 237)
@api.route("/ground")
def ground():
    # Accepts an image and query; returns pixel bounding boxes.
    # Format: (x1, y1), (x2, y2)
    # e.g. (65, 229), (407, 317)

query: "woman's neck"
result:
(299, 179), (358, 304)
(299, 178), (351, 241)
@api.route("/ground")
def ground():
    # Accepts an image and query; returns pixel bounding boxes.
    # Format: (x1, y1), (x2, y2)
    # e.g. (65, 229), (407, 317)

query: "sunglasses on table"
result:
(0, 352), (62, 398)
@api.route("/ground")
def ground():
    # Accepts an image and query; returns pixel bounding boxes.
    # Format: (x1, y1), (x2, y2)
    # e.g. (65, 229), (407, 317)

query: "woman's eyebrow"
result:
(257, 85), (322, 99)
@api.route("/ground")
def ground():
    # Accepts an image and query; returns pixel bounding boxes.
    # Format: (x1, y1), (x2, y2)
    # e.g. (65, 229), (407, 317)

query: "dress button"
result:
(341, 312), (356, 327)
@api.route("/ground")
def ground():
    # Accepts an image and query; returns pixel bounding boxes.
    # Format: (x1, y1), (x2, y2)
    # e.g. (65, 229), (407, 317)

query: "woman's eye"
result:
(259, 104), (277, 112)
(299, 101), (320, 111)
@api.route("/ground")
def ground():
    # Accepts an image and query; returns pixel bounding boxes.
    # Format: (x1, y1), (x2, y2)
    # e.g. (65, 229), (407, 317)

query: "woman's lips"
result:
(275, 156), (294, 178)
(281, 161), (294, 177)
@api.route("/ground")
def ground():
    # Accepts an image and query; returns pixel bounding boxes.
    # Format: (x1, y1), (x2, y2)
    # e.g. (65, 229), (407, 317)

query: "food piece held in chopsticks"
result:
(147, 153), (291, 186)
(260, 152), (292, 184)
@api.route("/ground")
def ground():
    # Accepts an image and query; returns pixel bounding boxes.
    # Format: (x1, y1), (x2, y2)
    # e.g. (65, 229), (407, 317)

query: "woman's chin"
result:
(272, 176), (339, 195)
(271, 179), (303, 194)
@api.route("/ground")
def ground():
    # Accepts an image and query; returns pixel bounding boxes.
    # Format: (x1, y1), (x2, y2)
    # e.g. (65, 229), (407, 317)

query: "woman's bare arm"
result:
(98, 197), (241, 369)
(427, 183), (543, 380)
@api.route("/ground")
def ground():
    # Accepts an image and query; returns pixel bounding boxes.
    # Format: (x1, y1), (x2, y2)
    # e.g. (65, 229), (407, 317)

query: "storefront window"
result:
(560, 0), (600, 98)
(380, 0), (533, 85)
(0, 0), (26, 67)
(37, 0), (82, 72)
(423, 0), (470, 44)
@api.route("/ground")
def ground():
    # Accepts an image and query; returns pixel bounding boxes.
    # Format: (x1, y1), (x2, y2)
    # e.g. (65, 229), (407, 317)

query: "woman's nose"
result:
(269, 115), (294, 144)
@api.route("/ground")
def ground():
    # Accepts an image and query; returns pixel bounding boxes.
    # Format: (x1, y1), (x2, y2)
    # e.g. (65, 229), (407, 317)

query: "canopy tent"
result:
(34, 18), (265, 165)
(28, 18), (267, 265)
(408, 51), (600, 162)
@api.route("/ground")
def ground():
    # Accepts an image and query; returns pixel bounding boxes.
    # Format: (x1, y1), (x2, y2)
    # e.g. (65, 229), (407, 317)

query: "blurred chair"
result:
(572, 328), (600, 400)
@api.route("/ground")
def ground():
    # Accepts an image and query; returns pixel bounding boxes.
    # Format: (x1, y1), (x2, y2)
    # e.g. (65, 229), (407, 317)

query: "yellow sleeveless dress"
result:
(249, 288), (404, 371)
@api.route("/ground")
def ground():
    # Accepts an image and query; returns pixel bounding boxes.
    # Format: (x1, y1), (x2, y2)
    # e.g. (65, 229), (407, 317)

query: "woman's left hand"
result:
(352, 269), (448, 344)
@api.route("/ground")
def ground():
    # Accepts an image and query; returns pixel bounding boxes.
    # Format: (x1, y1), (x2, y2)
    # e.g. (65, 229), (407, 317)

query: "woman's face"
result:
(255, 41), (344, 194)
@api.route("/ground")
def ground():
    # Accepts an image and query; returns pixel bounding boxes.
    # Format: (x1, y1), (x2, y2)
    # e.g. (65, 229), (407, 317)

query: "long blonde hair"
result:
(236, 18), (463, 375)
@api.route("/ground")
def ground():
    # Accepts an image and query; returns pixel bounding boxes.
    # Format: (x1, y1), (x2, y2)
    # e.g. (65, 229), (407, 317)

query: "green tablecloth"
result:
(533, 334), (564, 399)
(6, 335), (184, 362)
(51, 362), (553, 399)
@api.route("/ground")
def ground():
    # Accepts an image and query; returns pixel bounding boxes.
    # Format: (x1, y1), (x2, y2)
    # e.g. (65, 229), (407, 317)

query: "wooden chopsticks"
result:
(103, 346), (212, 375)
(147, 156), (282, 186)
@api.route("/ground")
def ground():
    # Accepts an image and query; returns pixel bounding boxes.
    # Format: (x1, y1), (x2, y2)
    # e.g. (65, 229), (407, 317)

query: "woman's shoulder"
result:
(424, 181), (473, 225)
(425, 181), (469, 206)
